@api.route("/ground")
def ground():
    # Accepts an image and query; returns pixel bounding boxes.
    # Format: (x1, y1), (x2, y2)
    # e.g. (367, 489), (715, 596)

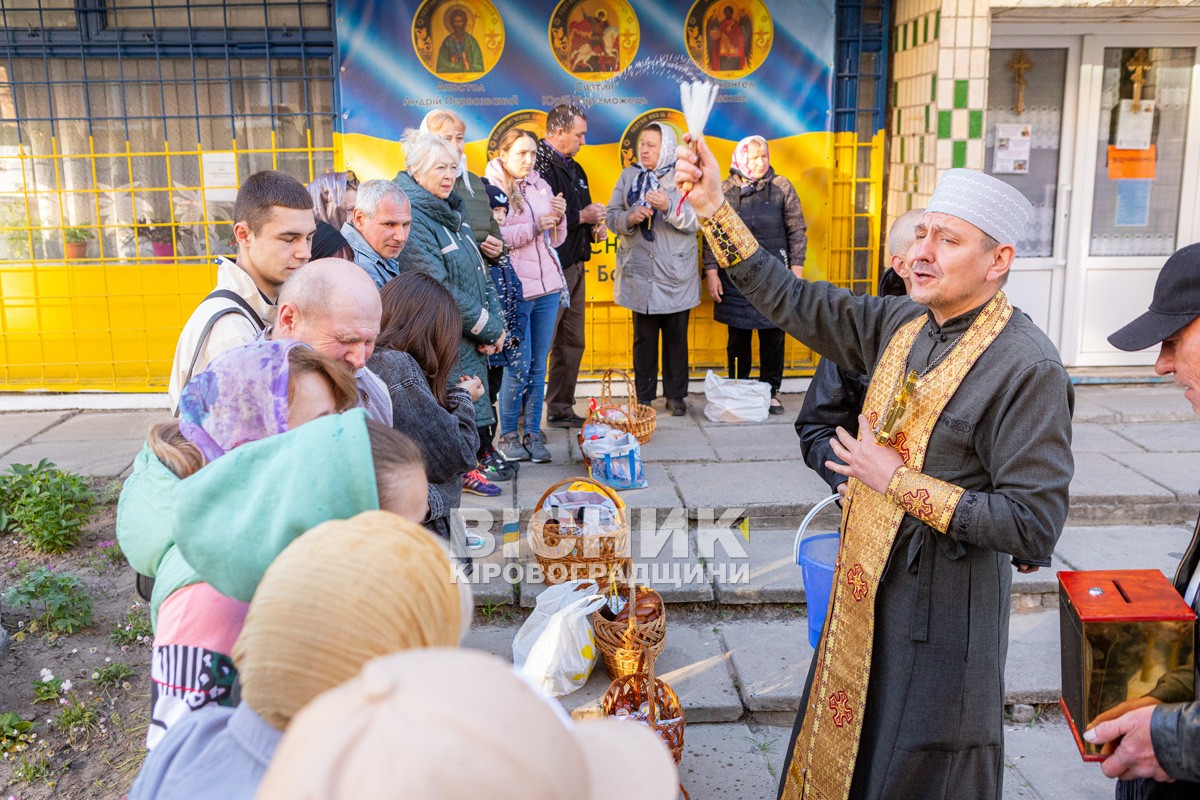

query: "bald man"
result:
(271, 258), (392, 425)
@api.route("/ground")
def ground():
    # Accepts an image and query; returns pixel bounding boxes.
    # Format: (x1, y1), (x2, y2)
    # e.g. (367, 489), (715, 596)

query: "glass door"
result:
(1065, 37), (1199, 366)
(986, 40), (1079, 348)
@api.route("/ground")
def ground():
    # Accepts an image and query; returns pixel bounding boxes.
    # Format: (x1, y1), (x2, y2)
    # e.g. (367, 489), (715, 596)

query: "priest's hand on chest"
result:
(826, 414), (906, 495)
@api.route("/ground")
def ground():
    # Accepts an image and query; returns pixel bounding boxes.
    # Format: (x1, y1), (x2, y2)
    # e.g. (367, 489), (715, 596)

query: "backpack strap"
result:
(173, 289), (266, 416)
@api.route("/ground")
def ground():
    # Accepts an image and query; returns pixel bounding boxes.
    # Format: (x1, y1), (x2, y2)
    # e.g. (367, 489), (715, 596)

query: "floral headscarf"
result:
(730, 135), (770, 183)
(178, 340), (305, 462)
(625, 123), (678, 241)
(308, 172), (358, 228)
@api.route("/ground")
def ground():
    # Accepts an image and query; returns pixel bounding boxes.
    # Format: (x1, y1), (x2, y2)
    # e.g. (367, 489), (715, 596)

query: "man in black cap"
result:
(1086, 242), (1200, 799)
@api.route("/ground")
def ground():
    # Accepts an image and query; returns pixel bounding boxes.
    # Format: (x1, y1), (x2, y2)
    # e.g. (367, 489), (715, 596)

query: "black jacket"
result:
(535, 139), (593, 266)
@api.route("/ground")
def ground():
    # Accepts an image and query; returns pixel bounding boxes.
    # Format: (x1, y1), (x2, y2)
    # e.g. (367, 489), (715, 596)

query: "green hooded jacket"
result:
(115, 410), (380, 626)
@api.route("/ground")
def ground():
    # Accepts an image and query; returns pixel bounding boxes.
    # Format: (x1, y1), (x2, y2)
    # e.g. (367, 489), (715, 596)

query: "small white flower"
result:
(91, 672), (99, 679)
(104, 657), (111, 663)
(40, 668), (54, 681)
(61, 680), (72, 692)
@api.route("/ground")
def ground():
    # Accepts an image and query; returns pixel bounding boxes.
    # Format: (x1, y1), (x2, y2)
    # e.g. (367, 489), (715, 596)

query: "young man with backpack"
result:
(167, 171), (316, 406)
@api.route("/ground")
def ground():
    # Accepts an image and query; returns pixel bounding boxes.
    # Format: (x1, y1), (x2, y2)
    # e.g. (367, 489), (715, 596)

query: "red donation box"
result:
(1058, 569), (1195, 760)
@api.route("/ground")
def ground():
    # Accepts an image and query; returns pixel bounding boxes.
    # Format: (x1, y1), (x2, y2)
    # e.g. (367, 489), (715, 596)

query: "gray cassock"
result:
(723, 246), (1074, 800)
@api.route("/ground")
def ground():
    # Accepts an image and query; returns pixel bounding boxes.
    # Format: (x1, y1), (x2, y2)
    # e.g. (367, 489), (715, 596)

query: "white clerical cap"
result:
(925, 169), (1032, 247)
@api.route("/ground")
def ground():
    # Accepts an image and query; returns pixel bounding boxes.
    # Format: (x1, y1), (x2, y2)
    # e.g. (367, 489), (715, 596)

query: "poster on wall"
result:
(993, 124), (1031, 175)
(335, 1), (834, 191)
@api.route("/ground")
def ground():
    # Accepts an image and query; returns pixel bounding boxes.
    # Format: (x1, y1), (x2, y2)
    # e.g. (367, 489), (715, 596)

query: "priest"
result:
(675, 136), (1074, 800)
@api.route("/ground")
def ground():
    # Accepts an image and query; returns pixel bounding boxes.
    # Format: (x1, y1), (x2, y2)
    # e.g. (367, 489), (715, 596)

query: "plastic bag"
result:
(582, 429), (648, 490)
(512, 580), (606, 696)
(703, 369), (771, 423)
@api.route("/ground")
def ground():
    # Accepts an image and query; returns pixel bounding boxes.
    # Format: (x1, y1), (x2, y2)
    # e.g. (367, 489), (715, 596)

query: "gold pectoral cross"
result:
(875, 369), (917, 445)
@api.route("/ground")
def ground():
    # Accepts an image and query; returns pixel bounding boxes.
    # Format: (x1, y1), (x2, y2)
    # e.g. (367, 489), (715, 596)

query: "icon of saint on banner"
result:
(413, 0), (504, 82)
(684, 0), (773, 80)
(549, 0), (639, 82)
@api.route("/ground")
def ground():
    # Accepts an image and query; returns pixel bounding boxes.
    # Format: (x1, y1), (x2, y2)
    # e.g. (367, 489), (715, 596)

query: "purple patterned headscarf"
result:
(178, 340), (304, 462)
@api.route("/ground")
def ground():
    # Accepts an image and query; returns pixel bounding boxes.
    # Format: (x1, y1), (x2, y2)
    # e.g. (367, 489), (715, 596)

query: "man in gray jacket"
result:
(1089, 242), (1200, 798)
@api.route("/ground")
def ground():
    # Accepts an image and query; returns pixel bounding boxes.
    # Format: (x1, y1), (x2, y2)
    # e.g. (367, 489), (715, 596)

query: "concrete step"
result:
(463, 604), (1066, 726)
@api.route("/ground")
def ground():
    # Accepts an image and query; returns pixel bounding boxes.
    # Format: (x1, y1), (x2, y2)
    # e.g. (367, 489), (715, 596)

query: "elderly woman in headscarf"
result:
(128, 512), (471, 800)
(605, 122), (699, 416)
(702, 134), (807, 415)
(118, 341), (362, 748)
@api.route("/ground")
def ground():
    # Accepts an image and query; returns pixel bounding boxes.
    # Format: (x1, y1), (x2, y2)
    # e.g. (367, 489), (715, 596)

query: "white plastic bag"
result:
(512, 580), (606, 696)
(703, 369), (771, 423)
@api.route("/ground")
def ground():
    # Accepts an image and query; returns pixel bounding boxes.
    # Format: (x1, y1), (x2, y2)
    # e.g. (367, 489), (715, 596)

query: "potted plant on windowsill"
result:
(136, 217), (176, 259)
(63, 227), (95, 260)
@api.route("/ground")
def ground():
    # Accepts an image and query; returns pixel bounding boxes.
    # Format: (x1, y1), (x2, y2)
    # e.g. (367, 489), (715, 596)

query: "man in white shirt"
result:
(168, 171), (316, 405)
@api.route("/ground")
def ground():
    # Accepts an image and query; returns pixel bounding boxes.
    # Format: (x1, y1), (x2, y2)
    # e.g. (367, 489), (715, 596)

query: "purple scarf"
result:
(178, 340), (304, 462)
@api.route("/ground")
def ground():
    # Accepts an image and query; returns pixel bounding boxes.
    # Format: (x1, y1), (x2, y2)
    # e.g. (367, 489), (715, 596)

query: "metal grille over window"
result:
(0, 0), (335, 391)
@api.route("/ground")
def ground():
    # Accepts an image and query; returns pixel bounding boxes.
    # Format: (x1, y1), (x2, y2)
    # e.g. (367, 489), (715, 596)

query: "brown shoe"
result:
(666, 397), (687, 416)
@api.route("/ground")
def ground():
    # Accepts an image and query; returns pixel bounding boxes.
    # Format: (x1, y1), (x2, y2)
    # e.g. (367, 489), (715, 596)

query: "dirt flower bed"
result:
(1, 483), (152, 799)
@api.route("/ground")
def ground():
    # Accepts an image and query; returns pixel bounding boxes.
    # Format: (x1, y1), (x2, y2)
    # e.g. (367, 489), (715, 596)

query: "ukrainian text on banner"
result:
(335, 0), (835, 294)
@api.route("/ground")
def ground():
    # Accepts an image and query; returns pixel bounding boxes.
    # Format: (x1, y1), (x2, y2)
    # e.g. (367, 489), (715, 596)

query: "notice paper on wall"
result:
(993, 124), (1031, 174)
(1115, 179), (1152, 228)
(1115, 100), (1155, 151)
(201, 152), (238, 203)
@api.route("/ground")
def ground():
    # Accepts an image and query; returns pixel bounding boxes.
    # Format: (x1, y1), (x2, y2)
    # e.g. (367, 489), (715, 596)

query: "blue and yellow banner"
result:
(335, 0), (838, 369)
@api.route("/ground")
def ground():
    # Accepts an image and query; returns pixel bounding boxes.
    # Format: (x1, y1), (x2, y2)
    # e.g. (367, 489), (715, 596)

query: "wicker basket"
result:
(577, 404), (634, 471)
(601, 647), (685, 764)
(599, 369), (657, 444)
(530, 477), (630, 588)
(593, 580), (667, 679)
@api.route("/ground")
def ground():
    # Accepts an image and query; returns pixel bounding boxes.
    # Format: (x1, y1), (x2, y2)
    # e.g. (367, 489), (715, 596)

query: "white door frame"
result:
(991, 23), (1200, 366)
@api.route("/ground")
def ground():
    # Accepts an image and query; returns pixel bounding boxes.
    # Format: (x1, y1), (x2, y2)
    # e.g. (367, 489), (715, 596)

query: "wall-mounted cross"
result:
(1008, 51), (1034, 115)
(1126, 48), (1153, 112)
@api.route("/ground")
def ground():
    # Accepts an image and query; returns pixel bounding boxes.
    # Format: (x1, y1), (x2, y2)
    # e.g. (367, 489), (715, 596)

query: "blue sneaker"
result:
(462, 469), (502, 497)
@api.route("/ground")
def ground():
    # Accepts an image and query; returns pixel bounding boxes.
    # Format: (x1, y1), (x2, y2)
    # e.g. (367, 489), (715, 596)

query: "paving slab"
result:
(32, 410), (168, 441)
(560, 623), (742, 724)
(670, 460), (831, 517)
(706, 422), (807, 462)
(722, 617), (813, 714)
(1004, 717), (1115, 800)
(678, 722), (781, 800)
(709, 527), (807, 604)
(0, 411), (73, 452)
(632, 423), (719, 462)
(1070, 422), (1145, 454)
(1070, 395), (1118, 424)
(1068, 452), (1175, 504)
(1081, 386), (1194, 422)
(1, 440), (141, 478)
(1005, 609), (1059, 704)
(461, 623), (518, 660)
(1108, 421), (1200, 454)
(1053, 524), (1192, 575)
(1111, 452), (1200, 501)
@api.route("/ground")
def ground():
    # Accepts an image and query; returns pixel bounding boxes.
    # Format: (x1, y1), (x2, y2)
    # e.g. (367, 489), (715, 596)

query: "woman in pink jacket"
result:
(485, 129), (567, 464)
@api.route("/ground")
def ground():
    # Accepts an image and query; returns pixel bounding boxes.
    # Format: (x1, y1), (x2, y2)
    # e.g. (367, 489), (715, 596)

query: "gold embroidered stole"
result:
(782, 292), (1013, 800)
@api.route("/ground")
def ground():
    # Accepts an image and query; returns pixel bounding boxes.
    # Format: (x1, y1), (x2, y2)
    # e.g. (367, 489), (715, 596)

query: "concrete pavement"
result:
(2, 383), (1196, 799)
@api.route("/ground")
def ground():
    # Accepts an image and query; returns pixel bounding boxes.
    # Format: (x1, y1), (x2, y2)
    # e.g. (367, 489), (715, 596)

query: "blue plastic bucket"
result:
(794, 495), (842, 649)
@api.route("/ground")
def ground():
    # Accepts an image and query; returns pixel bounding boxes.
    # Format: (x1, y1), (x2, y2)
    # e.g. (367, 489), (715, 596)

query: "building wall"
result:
(888, 0), (992, 231)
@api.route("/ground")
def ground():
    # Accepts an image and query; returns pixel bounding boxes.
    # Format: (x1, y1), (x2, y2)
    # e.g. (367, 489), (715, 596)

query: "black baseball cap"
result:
(1108, 242), (1200, 351)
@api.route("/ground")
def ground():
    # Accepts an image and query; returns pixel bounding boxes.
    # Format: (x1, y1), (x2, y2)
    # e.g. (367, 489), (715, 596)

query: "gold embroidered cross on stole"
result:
(874, 369), (917, 445)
